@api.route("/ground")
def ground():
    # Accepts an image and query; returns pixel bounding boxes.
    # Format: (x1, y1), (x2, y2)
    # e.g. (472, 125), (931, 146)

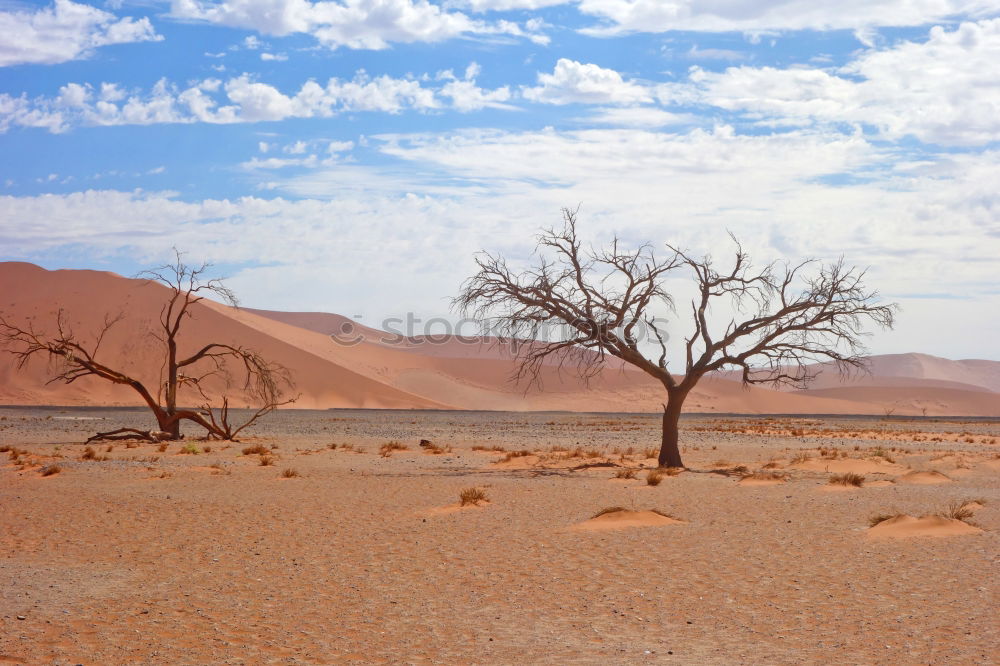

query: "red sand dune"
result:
(2, 262), (999, 415)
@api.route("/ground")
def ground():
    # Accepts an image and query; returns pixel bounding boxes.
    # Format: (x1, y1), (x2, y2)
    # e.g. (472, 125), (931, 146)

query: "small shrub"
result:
(613, 468), (637, 480)
(829, 472), (865, 487)
(157, 442), (169, 453)
(242, 444), (269, 456)
(81, 446), (97, 461)
(789, 452), (811, 464)
(202, 445), (212, 454)
(281, 468), (300, 478)
(459, 487), (488, 506)
(259, 455), (275, 466)
(40, 464), (61, 477)
(179, 443), (201, 455)
(646, 469), (664, 486)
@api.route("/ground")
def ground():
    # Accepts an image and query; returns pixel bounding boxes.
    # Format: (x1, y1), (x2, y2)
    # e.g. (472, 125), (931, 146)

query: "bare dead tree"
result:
(0, 251), (295, 442)
(455, 209), (897, 468)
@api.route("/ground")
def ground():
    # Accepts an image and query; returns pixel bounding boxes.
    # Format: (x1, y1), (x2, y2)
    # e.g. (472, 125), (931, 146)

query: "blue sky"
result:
(1, 0), (999, 361)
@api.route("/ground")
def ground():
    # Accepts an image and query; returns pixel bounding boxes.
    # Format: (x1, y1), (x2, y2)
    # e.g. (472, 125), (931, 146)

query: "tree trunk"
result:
(165, 337), (181, 439)
(658, 389), (687, 468)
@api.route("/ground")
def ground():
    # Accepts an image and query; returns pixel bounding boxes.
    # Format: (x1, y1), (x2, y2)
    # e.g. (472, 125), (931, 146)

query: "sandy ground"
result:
(1, 407), (998, 665)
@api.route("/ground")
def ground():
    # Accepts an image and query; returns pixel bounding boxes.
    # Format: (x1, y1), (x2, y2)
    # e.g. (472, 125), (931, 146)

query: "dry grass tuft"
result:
(613, 468), (638, 479)
(499, 449), (533, 463)
(937, 499), (983, 523)
(157, 442), (169, 453)
(789, 452), (811, 464)
(424, 442), (452, 455)
(281, 468), (300, 478)
(179, 443), (200, 455)
(40, 464), (61, 476)
(870, 447), (896, 463)
(868, 512), (903, 527)
(829, 472), (865, 487)
(646, 469), (664, 486)
(242, 444), (269, 456)
(743, 470), (788, 481)
(81, 446), (97, 460)
(379, 441), (409, 457)
(259, 455), (275, 467)
(459, 487), (488, 506)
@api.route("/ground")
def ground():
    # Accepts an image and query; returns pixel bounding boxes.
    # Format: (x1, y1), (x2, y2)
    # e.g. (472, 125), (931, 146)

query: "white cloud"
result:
(0, 66), (515, 132)
(575, 0), (997, 35)
(260, 52), (288, 61)
(684, 45), (747, 61)
(523, 58), (652, 105)
(0, 0), (161, 67)
(437, 61), (513, 111)
(584, 106), (694, 128)
(451, 0), (567, 9)
(169, 0), (548, 49)
(679, 19), (1000, 146)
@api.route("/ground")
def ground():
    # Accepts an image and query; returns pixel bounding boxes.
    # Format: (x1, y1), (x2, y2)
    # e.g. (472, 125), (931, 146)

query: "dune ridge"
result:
(2, 262), (999, 415)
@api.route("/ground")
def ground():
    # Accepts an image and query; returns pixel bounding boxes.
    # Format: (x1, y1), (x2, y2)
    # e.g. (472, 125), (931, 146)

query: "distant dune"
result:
(2, 262), (998, 415)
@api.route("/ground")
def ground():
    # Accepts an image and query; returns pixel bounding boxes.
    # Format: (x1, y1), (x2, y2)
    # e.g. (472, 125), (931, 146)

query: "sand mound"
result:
(867, 515), (982, 538)
(792, 458), (907, 475)
(898, 470), (952, 485)
(569, 509), (685, 531)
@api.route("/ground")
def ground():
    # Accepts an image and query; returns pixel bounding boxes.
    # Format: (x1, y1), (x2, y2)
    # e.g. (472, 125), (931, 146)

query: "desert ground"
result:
(1, 407), (998, 665)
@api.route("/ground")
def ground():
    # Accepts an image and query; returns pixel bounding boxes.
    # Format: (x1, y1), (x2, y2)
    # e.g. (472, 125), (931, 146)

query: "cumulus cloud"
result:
(0, 67), (514, 132)
(169, 0), (548, 49)
(575, 0), (997, 35)
(522, 58), (652, 105)
(438, 62), (513, 111)
(677, 19), (1000, 146)
(0, 0), (161, 67)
